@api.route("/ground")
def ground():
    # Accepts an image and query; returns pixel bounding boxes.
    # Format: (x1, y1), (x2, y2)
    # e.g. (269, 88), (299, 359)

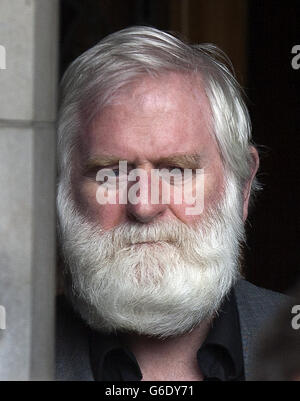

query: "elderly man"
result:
(56, 26), (287, 381)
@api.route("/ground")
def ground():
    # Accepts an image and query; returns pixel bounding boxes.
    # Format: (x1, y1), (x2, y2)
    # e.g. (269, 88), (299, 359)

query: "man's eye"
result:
(158, 166), (183, 173)
(96, 167), (123, 177)
(161, 166), (185, 175)
(112, 168), (120, 176)
(168, 166), (184, 173)
(112, 168), (130, 177)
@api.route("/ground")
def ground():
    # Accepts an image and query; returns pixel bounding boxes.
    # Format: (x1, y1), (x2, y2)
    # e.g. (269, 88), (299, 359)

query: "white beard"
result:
(57, 173), (245, 338)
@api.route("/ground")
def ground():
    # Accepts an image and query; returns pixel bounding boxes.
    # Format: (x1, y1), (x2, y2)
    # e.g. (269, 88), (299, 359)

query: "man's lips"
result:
(129, 240), (173, 246)
(131, 240), (159, 245)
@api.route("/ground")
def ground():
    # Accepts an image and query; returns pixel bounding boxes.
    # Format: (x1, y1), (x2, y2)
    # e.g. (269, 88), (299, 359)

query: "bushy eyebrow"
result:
(85, 155), (122, 170)
(154, 154), (202, 169)
(85, 153), (202, 170)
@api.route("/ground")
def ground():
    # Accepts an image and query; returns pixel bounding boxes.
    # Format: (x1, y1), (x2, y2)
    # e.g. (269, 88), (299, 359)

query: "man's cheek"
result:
(94, 204), (127, 230)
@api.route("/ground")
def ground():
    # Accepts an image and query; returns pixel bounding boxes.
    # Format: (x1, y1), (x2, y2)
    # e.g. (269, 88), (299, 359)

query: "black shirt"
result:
(89, 290), (244, 381)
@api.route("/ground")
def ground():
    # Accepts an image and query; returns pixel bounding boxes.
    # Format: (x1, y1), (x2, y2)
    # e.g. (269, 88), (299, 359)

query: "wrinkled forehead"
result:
(81, 71), (212, 128)
(110, 71), (211, 109)
(78, 72), (218, 163)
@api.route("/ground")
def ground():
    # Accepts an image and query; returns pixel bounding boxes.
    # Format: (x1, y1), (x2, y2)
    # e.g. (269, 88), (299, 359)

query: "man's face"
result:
(59, 72), (245, 337)
(73, 73), (225, 229)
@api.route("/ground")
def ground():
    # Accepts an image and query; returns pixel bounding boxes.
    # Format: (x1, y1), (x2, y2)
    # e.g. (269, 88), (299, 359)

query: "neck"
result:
(120, 319), (212, 381)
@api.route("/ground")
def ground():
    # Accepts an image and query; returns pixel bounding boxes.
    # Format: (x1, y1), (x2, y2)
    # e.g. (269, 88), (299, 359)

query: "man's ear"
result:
(243, 146), (259, 222)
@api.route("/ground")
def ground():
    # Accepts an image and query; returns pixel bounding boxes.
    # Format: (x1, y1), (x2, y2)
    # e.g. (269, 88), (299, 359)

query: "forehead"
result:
(81, 73), (218, 162)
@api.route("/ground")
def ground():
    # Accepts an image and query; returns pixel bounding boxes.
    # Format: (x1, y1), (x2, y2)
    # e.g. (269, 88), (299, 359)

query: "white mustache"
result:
(102, 220), (195, 248)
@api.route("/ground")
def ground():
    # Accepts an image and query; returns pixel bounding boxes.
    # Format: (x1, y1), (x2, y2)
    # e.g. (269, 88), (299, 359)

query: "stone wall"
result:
(0, 0), (58, 380)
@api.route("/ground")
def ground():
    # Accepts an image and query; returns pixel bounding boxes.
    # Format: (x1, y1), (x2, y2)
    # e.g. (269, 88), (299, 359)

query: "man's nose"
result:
(126, 168), (167, 224)
(127, 201), (167, 224)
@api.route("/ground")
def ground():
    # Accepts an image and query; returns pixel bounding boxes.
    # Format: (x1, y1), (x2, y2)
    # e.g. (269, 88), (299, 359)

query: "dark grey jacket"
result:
(56, 279), (288, 381)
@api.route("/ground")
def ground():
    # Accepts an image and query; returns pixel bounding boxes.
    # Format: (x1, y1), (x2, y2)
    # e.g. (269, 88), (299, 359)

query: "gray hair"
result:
(57, 26), (258, 195)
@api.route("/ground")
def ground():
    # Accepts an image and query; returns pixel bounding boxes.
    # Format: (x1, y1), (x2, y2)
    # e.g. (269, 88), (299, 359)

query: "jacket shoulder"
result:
(234, 278), (290, 339)
(233, 279), (290, 380)
(234, 279), (289, 312)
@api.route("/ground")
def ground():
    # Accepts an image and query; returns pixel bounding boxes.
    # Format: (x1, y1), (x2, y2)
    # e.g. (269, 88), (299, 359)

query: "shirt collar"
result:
(89, 330), (142, 381)
(89, 289), (244, 381)
(197, 289), (244, 381)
